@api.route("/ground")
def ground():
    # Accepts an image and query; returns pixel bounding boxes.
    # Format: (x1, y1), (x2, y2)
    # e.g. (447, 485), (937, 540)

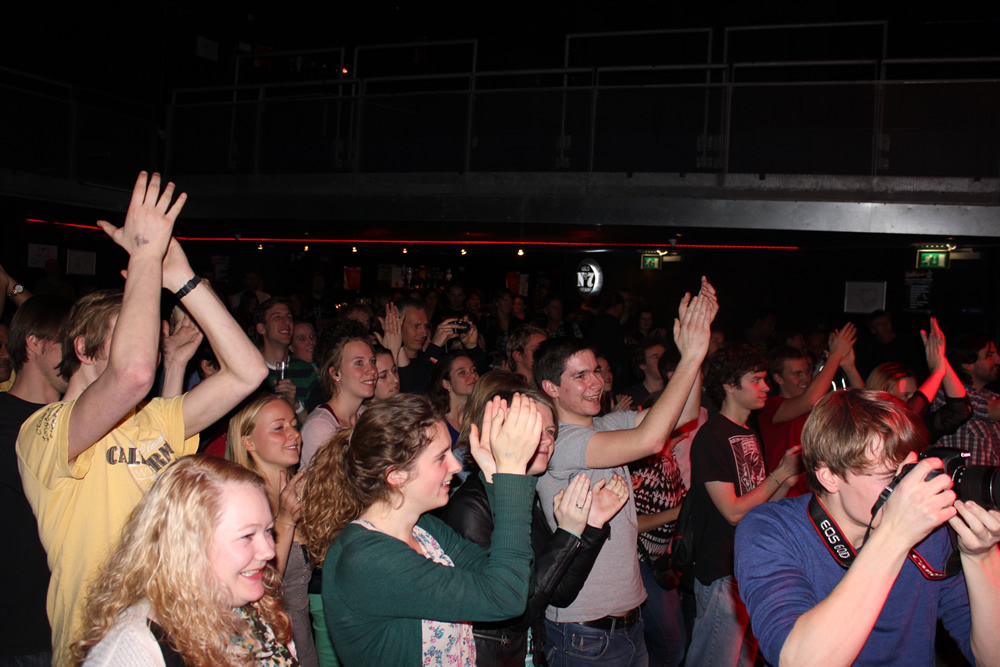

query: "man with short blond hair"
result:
(17, 173), (267, 665)
(736, 389), (1000, 666)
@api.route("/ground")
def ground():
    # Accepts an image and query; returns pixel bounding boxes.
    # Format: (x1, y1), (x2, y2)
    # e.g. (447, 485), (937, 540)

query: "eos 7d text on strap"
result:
(807, 494), (959, 580)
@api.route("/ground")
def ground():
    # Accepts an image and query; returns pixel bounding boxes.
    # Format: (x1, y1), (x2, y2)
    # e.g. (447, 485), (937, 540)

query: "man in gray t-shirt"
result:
(534, 280), (716, 666)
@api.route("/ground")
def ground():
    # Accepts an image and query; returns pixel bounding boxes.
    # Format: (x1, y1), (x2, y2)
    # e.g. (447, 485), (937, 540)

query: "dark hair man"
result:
(0, 295), (71, 664)
(622, 336), (669, 406)
(535, 278), (717, 666)
(934, 333), (1000, 466)
(506, 324), (547, 387)
(16, 173), (267, 664)
(254, 297), (317, 419)
(686, 343), (803, 665)
(539, 295), (582, 340)
(736, 389), (1000, 666)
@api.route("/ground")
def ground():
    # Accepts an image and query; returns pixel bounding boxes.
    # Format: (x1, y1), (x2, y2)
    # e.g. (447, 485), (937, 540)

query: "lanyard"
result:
(806, 494), (959, 580)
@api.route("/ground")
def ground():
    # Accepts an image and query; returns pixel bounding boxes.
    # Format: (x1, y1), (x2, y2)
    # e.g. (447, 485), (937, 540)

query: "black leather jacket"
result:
(439, 473), (610, 666)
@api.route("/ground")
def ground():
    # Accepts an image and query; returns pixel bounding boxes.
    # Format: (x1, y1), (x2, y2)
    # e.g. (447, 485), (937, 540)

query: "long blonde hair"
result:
(300, 394), (441, 564)
(71, 456), (293, 666)
(225, 393), (288, 474)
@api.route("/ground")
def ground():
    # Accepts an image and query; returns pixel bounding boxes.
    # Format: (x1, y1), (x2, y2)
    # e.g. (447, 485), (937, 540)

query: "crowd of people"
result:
(0, 171), (998, 667)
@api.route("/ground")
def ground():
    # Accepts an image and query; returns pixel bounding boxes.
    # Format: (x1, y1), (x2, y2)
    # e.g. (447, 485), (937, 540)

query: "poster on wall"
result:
(843, 281), (885, 314)
(903, 270), (933, 314)
(27, 244), (58, 269)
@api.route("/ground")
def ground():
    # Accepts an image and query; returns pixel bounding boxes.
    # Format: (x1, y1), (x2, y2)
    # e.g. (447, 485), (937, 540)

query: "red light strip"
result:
(23, 219), (799, 250)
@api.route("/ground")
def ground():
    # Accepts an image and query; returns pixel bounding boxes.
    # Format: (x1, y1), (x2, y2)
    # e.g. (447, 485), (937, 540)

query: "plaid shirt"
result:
(934, 385), (1000, 466)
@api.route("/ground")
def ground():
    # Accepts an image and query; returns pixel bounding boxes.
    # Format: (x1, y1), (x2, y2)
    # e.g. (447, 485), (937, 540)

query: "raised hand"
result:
(375, 303), (404, 361)
(97, 172), (185, 259)
(553, 473), (592, 536)
(879, 454), (957, 551)
(829, 322), (858, 362)
(921, 317), (946, 372)
(469, 396), (505, 481)
(588, 474), (629, 528)
(459, 316), (480, 349)
(490, 393), (543, 475)
(160, 310), (203, 368)
(612, 394), (633, 412)
(674, 277), (719, 361)
(432, 319), (462, 348)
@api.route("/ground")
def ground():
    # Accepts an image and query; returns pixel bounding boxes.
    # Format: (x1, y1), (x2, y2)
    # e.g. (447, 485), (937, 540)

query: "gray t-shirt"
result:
(536, 411), (646, 623)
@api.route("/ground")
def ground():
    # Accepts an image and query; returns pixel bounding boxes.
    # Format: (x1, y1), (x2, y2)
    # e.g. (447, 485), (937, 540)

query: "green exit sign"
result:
(916, 250), (949, 269)
(641, 254), (661, 270)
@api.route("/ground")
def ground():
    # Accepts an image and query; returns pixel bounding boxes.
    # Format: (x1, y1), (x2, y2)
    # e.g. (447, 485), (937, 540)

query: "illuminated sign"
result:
(576, 260), (604, 297)
(916, 250), (949, 269)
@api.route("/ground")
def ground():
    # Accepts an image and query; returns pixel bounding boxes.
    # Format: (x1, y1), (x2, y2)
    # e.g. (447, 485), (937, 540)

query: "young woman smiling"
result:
(300, 393), (543, 666)
(226, 394), (319, 667)
(226, 395), (313, 666)
(429, 351), (480, 446)
(370, 344), (400, 404)
(300, 327), (376, 469)
(73, 456), (296, 666)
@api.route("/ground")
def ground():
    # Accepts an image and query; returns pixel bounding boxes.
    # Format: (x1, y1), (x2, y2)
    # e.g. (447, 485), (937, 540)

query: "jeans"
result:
(639, 560), (686, 667)
(545, 616), (649, 666)
(685, 576), (757, 667)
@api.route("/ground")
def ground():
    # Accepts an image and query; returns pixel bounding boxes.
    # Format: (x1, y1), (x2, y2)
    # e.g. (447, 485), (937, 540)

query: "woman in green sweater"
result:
(300, 392), (542, 666)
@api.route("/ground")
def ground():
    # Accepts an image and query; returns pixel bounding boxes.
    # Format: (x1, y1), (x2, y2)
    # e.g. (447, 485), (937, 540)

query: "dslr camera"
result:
(895, 446), (999, 511)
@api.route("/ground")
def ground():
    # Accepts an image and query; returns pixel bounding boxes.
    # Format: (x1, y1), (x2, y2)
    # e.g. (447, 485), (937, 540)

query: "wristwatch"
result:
(7, 283), (23, 299)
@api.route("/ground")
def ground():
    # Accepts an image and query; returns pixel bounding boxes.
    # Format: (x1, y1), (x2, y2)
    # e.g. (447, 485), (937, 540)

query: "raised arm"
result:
(919, 318), (966, 401)
(68, 172), (181, 463)
(585, 278), (718, 469)
(161, 241), (267, 439)
(772, 323), (857, 423)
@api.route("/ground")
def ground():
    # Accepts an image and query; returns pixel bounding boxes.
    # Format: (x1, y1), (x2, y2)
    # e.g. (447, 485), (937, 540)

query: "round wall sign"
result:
(576, 260), (603, 298)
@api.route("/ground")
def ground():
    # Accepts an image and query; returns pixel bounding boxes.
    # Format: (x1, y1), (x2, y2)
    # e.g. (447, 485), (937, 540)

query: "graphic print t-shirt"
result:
(689, 414), (766, 583)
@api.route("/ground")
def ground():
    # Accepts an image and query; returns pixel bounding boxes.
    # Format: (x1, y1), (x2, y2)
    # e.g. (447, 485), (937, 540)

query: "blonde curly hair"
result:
(71, 456), (293, 666)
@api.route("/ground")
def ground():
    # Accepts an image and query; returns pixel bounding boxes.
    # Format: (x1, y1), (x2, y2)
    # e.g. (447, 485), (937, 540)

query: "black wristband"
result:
(173, 276), (202, 300)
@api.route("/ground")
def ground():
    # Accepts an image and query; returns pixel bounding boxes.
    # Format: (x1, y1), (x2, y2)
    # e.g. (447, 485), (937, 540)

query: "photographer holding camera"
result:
(734, 389), (1000, 666)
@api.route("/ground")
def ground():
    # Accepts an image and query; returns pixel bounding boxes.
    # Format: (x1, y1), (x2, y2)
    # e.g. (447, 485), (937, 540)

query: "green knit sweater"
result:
(322, 474), (537, 665)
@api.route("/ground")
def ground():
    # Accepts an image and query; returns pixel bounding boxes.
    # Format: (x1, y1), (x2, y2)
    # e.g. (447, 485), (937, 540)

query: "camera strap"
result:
(807, 495), (960, 580)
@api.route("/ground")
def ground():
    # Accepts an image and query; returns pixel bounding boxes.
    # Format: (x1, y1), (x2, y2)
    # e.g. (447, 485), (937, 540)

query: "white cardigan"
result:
(84, 600), (165, 667)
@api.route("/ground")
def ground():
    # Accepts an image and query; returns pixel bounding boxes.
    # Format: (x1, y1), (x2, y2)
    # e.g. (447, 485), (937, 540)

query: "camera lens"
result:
(952, 465), (1000, 512)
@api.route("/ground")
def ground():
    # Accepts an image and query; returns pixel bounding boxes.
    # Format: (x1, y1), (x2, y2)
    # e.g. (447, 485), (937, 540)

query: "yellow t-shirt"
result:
(0, 369), (14, 392)
(16, 395), (199, 666)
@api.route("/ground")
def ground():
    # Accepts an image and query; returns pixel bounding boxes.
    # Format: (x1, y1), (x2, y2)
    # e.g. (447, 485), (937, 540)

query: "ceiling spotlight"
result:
(304, 245), (309, 251)
(352, 246), (357, 253)
(257, 244), (263, 250)
(517, 249), (524, 256)
(402, 248), (408, 254)
(461, 248), (467, 255)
